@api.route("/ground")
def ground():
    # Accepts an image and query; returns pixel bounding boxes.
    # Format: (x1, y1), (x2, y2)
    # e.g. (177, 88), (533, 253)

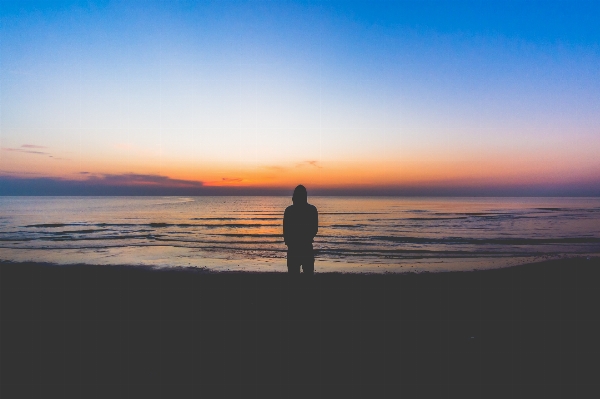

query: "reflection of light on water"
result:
(1, 196), (600, 273)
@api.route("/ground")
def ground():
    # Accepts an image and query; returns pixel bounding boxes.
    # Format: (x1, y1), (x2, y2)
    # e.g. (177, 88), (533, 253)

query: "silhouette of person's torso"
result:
(283, 202), (318, 249)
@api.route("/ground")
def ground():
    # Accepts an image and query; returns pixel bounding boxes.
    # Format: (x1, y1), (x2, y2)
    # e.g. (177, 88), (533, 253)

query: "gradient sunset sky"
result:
(1, 0), (599, 195)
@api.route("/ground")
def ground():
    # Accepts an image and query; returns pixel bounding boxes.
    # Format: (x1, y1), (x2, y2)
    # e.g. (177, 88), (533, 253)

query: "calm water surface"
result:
(1, 196), (599, 272)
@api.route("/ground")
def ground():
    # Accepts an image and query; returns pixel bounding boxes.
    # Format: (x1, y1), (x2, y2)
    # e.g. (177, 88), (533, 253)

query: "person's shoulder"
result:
(307, 203), (318, 212)
(284, 204), (295, 214)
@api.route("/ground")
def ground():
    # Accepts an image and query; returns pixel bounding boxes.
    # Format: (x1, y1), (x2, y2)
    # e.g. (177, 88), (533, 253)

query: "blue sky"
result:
(1, 0), (599, 194)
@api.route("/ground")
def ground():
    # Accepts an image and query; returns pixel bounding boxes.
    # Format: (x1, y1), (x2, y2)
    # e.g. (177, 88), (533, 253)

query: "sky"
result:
(1, 0), (599, 195)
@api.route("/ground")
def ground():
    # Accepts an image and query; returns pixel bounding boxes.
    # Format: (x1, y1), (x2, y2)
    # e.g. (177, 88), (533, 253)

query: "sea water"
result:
(1, 196), (599, 273)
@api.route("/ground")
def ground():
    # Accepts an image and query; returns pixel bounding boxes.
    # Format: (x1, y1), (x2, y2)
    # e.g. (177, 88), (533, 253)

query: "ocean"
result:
(1, 196), (599, 273)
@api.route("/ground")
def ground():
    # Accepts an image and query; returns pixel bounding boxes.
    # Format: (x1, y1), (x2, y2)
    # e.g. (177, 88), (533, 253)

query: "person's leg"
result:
(301, 248), (315, 276)
(287, 249), (301, 274)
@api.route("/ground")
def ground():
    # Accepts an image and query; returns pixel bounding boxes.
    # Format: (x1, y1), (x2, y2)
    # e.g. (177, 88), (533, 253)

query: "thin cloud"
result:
(296, 160), (321, 168)
(2, 146), (65, 160)
(0, 173), (206, 195)
(203, 177), (246, 186)
(0, 171), (46, 176)
(2, 147), (49, 155)
(84, 173), (205, 188)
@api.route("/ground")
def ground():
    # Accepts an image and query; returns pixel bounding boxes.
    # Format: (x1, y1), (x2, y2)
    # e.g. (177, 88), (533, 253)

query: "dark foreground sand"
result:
(1, 257), (599, 398)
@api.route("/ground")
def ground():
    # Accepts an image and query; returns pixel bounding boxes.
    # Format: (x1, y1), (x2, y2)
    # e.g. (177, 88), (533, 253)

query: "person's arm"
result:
(283, 208), (289, 246)
(312, 206), (318, 239)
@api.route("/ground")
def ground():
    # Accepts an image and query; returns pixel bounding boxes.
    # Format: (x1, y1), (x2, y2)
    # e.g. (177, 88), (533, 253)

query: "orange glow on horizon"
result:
(2, 144), (599, 191)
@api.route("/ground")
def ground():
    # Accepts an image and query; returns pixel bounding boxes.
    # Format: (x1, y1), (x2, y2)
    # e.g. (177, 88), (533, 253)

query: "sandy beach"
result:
(1, 257), (599, 398)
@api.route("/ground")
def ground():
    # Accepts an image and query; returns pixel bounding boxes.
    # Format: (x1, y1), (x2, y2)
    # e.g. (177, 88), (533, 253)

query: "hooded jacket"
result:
(283, 199), (318, 248)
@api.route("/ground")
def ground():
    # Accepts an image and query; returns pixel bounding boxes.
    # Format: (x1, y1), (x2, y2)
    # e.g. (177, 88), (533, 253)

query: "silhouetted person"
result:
(283, 185), (318, 275)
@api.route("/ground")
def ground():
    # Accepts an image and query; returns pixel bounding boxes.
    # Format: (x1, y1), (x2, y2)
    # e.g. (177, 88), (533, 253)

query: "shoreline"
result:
(2, 257), (599, 397)
(1, 253), (593, 275)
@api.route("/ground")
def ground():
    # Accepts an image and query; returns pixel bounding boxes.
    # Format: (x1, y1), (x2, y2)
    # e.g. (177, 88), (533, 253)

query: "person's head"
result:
(292, 185), (308, 204)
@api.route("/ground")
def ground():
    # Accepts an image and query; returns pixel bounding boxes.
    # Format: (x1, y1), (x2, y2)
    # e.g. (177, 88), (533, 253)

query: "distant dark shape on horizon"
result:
(283, 185), (318, 275)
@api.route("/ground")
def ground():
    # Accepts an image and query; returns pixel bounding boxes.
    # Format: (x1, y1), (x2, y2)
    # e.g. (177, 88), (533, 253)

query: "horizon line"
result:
(1, 174), (599, 197)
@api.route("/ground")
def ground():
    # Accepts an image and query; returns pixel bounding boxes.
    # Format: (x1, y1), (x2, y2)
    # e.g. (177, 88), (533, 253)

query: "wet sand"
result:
(1, 257), (599, 398)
